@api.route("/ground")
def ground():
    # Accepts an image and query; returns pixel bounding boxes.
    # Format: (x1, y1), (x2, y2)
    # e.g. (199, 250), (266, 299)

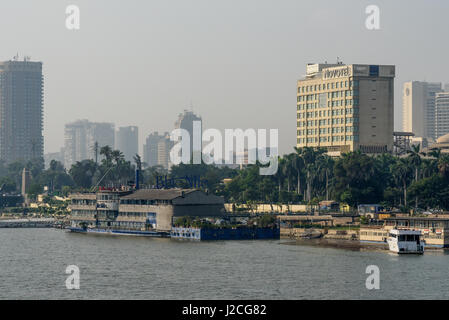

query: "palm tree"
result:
(297, 147), (325, 202)
(292, 148), (304, 197)
(274, 157), (285, 198)
(111, 150), (124, 165)
(438, 154), (449, 179)
(407, 144), (423, 210)
(392, 158), (412, 207)
(100, 145), (113, 165)
(317, 155), (334, 200)
(281, 153), (296, 192)
(428, 148), (442, 159)
(93, 141), (99, 164)
(133, 154), (142, 171)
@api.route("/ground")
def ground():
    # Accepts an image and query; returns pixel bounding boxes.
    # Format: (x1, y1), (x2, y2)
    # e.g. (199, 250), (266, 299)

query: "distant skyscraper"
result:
(87, 122), (115, 159)
(0, 58), (44, 163)
(64, 120), (89, 168)
(64, 120), (114, 169)
(435, 92), (449, 139)
(174, 110), (202, 160)
(143, 132), (172, 169)
(115, 126), (138, 162)
(402, 81), (443, 140)
(44, 149), (64, 169)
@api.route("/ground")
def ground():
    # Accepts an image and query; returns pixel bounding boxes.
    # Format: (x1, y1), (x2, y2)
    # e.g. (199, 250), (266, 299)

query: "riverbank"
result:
(0, 218), (55, 228)
(282, 238), (386, 251)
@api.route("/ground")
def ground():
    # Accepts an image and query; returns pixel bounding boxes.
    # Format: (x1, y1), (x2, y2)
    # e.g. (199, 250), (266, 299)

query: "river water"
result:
(1, 228), (448, 299)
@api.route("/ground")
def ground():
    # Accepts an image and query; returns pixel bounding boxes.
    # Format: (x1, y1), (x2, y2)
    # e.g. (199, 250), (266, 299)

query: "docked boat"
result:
(67, 226), (170, 237)
(387, 228), (424, 254)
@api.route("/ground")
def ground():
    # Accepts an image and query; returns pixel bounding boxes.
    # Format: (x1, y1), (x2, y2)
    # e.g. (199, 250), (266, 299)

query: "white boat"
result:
(387, 228), (424, 254)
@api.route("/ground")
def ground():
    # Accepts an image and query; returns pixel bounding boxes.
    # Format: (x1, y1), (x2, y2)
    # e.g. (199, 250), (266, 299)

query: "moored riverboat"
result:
(387, 228), (424, 254)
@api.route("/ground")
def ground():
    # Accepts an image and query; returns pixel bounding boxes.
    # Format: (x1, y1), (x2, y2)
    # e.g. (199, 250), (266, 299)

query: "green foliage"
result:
(27, 183), (43, 197)
(252, 214), (276, 227)
(3, 144), (449, 212)
(0, 176), (16, 193)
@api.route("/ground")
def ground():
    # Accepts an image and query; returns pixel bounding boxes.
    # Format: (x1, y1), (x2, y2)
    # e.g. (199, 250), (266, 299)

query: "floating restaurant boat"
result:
(67, 226), (170, 237)
(67, 187), (225, 238)
(387, 228), (424, 254)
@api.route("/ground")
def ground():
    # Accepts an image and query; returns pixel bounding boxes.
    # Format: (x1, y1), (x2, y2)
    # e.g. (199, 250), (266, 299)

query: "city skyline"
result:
(1, 0), (448, 156)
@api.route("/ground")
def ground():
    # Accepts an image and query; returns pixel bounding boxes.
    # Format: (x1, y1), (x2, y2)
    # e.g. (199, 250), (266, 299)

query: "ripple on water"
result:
(1, 229), (449, 299)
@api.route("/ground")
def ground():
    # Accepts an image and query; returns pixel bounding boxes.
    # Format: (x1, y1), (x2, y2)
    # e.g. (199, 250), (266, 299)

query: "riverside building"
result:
(296, 63), (395, 155)
(69, 188), (225, 233)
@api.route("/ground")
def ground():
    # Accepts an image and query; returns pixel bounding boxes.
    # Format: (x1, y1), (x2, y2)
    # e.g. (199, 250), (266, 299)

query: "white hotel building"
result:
(296, 63), (395, 155)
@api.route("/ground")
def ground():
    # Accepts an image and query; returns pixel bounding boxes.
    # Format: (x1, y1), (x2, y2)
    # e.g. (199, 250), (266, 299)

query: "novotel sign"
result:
(323, 67), (351, 79)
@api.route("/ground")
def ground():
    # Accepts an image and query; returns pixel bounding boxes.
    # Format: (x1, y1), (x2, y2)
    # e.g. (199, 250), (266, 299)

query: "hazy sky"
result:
(1, 0), (448, 155)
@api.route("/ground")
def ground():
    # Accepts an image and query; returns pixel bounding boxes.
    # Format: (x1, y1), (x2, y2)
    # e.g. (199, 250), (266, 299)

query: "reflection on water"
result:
(1, 229), (449, 299)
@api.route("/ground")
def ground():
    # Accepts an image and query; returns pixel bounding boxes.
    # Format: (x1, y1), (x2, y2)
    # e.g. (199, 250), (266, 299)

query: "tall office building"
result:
(435, 92), (449, 139)
(87, 122), (115, 159)
(174, 110), (202, 160)
(402, 81), (443, 140)
(44, 149), (64, 169)
(64, 120), (114, 169)
(0, 58), (44, 163)
(296, 63), (395, 155)
(64, 120), (89, 168)
(115, 126), (138, 162)
(143, 132), (172, 169)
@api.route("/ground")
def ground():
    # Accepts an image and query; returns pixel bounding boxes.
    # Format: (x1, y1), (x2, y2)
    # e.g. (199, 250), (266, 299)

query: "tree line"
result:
(2, 144), (449, 211)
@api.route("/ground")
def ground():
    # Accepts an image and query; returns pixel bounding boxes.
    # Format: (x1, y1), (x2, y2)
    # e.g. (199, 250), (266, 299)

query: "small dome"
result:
(437, 133), (449, 144)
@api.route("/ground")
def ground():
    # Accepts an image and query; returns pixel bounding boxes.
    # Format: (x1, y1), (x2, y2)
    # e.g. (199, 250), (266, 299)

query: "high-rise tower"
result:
(296, 63), (395, 155)
(115, 126), (138, 162)
(0, 58), (44, 163)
